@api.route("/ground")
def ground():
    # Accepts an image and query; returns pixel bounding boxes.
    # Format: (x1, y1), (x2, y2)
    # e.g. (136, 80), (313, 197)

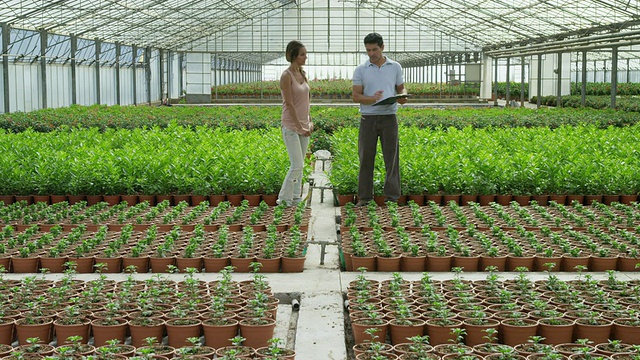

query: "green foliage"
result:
(330, 124), (640, 196)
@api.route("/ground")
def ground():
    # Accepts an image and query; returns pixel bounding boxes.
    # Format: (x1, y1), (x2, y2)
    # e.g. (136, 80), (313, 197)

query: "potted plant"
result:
(255, 337), (296, 359)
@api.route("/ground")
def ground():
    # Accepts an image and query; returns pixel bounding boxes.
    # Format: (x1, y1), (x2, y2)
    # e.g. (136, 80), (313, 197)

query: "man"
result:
(352, 32), (407, 206)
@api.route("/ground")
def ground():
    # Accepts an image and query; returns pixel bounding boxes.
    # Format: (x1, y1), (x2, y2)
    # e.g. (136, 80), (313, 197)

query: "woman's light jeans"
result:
(278, 126), (310, 206)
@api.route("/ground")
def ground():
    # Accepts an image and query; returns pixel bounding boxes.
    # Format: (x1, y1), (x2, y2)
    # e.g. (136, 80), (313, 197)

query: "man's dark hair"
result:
(364, 33), (383, 47)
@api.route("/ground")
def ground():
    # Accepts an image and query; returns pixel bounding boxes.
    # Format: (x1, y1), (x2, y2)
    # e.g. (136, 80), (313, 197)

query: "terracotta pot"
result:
(102, 195), (121, 206)
(618, 256), (640, 272)
(537, 318), (575, 345)
(442, 194), (460, 205)
(462, 318), (500, 346)
(202, 318), (239, 349)
(400, 255), (426, 272)
(566, 195), (584, 205)
(242, 194), (261, 206)
(14, 195), (34, 204)
(351, 318), (389, 344)
(68, 257), (95, 273)
(93, 257), (122, 273)
(479, 256), (507, 272)
(500, 318), (538, 346)
(203, 257), (230, 273)
(229, 257), (255, 273)
(281, 256), (305, 273)
(388, 318), (426, 345)
(407, 194), (425, 206)
(15, 318), (54, 345)
(533, 255), (562, 272)
(215, 345), (255, 359)
(137, 195), (156, 206)
(460, 194), (477, 206)
(513, 195), (531, 206)
(33, 195), (51, 205)
(53, 319), (91, 344)
(506, 255), (534, 271)
(530, 195), (549, 206)
(253, 257), (280, 273)
(495, 194), (513, 206)
(573, 318), (612, 344)
(0, 319), (15, 345)
(239, 317), (276, 349)
(602, 194), (620, 205)
(90, 318), (128, 347)
(85, 195), (102, 205)
(612, 318), (640, 344)
(165, 319), (202, 348)
(376, 256), (402, 272)
(49, 195), (68, 204)
(0, 195), (15, 205)
(425, 318), (463, 345)
(562, 256), (590, 271)
(619, 194), (638, 205)
(426, 254), (452, 272)
(425, 194), (443, 205)
(452, 255), (479, 272)
(128, 318), (166, 348)
(149, 256), (176, 274)
(175, 257), (203, 272)
(584, 194), (603, 205)
(121, 256), (150, 273)
(477, 195), (496, 206)
(255, 346), (296, 359)
(589, 256), (618, 272)
(12, 257), (40, 273)
(39, 257), (68, 273)
(351, 255), (376, 272)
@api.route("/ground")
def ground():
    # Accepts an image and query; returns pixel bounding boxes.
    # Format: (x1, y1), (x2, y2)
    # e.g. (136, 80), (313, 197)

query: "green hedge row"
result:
(329, 125), (640, 196)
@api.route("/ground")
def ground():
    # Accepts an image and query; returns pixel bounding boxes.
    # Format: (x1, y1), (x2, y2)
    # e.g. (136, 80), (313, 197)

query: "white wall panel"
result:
(136, 67), (147, 104)
(76, 65), (97, 106)
(100, 67), (117, 105)
(119, 67), (134, 105)
(47, 65), (72, 108)
(9, 63), (40, 112)
(149, 51), (161, 101)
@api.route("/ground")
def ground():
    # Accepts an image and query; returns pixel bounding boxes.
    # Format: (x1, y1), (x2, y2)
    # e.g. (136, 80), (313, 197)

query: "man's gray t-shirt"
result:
(353, 57), (404, 115)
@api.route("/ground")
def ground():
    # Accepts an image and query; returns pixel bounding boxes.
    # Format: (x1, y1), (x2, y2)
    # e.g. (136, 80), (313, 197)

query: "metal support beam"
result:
(132, 45), (137, 105)
(145, 47), (151, 105)
(115, 42), (121, 105)
(70, 35), (77, 105)
(40, 29), (47, 109)
(556, 52), (562, 108)
(611, 47), (618, 109)
(95, 39), (101, 105)
(505, 57), (511, 106)
(581, 51), (587, 107)
(2, 23), (10, 113)
(167, 51), (172, 101)
(159, 49), (165, 101)
(536, 54), (542, 109)
(520, 56), (525, 107)
(493, 57), (498, 106)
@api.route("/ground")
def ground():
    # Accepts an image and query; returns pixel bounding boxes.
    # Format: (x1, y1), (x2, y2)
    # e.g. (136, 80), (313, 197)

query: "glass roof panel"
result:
(0, 0), (638, 67)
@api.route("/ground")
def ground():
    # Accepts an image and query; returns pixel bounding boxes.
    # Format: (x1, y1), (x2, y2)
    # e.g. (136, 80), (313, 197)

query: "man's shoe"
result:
(355, 200), (371, 207)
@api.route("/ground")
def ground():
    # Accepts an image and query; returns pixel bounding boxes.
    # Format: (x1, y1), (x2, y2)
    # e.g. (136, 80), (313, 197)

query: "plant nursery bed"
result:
(0, 268), (299, 358)
(0, 201), (310, 274)
(345, 270), (640, 359)
(339, 200), (640, 272)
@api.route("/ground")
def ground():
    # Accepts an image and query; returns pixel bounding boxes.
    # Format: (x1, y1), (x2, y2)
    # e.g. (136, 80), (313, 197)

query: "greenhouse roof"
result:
(1, 0), (639, 66)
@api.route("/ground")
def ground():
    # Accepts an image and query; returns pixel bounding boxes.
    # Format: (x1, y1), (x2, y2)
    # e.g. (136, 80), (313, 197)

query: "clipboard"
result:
(372, 94), (411, 106)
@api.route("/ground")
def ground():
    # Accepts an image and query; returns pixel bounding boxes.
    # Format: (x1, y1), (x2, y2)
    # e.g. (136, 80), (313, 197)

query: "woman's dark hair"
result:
(285, 40), (307, 82)
(364, 33), (384, 46)
(286, 40), (305, 63)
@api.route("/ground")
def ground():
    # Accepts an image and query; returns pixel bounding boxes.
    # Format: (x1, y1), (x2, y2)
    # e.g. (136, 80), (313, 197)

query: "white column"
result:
(185, 52), (212, 103)
(529, 53), (571, 97)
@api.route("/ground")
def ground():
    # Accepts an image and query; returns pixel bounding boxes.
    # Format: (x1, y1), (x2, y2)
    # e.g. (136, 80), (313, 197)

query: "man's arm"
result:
(352, 84), (383, 105)
(396, 83), (407, 105)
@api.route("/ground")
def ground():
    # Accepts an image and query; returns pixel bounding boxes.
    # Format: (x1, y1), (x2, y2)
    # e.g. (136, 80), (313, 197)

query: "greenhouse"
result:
(0, 0), (640, 359)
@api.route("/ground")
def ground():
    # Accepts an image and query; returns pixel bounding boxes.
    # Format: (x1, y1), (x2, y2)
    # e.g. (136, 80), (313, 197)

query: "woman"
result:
(277, 40), (313, 207)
